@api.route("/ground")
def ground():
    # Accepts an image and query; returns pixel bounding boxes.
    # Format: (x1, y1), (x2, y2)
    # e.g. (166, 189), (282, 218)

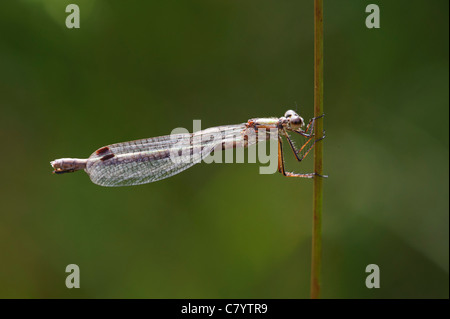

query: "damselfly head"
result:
(284, 110), (304, 130)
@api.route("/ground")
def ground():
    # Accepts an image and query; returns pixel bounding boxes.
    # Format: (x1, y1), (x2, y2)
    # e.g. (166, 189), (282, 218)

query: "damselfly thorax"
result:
(50, 110), (326, 186)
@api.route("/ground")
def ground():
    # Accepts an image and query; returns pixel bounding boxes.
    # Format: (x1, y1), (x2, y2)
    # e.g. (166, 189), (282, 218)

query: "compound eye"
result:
(290, 115), (304, 129)
(284, 110), (297, 118)
(291, 117), (301, 125)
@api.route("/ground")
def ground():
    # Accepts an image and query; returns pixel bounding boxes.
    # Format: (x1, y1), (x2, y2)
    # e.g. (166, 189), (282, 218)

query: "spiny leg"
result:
(277, 136), (284, 174)
(277, 136), (317, 179)
(296, 113), (325, 138)
(283, 128), (325, 162)
(283, 129), (313, 162)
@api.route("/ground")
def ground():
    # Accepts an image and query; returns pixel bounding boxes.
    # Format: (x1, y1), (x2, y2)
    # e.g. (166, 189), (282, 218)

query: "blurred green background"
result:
(0, 0), (448, 298)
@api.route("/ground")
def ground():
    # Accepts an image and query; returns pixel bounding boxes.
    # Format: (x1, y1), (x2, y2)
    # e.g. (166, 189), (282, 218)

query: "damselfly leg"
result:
(277, 113), (327, 178)
(277, 136), (318, 178)
(283, 129), (326, 162)
(296, 114), (325, 138)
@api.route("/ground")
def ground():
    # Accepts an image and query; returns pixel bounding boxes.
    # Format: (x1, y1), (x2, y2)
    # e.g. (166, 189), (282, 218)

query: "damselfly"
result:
(50, 110), (326, 187)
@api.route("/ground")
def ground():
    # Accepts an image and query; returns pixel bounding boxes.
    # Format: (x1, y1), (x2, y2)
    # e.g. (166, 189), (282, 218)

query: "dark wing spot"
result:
(53, 169), (76, 174)
(96, 146), (110, 155)
(100, 154), (115, 161)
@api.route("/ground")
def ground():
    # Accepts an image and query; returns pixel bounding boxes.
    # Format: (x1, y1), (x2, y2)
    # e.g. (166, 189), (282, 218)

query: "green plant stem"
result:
(311, 0), (324, 299)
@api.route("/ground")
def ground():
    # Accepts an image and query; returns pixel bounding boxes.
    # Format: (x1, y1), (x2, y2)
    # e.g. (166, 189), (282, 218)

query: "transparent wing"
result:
(85, 124), (255, 187)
